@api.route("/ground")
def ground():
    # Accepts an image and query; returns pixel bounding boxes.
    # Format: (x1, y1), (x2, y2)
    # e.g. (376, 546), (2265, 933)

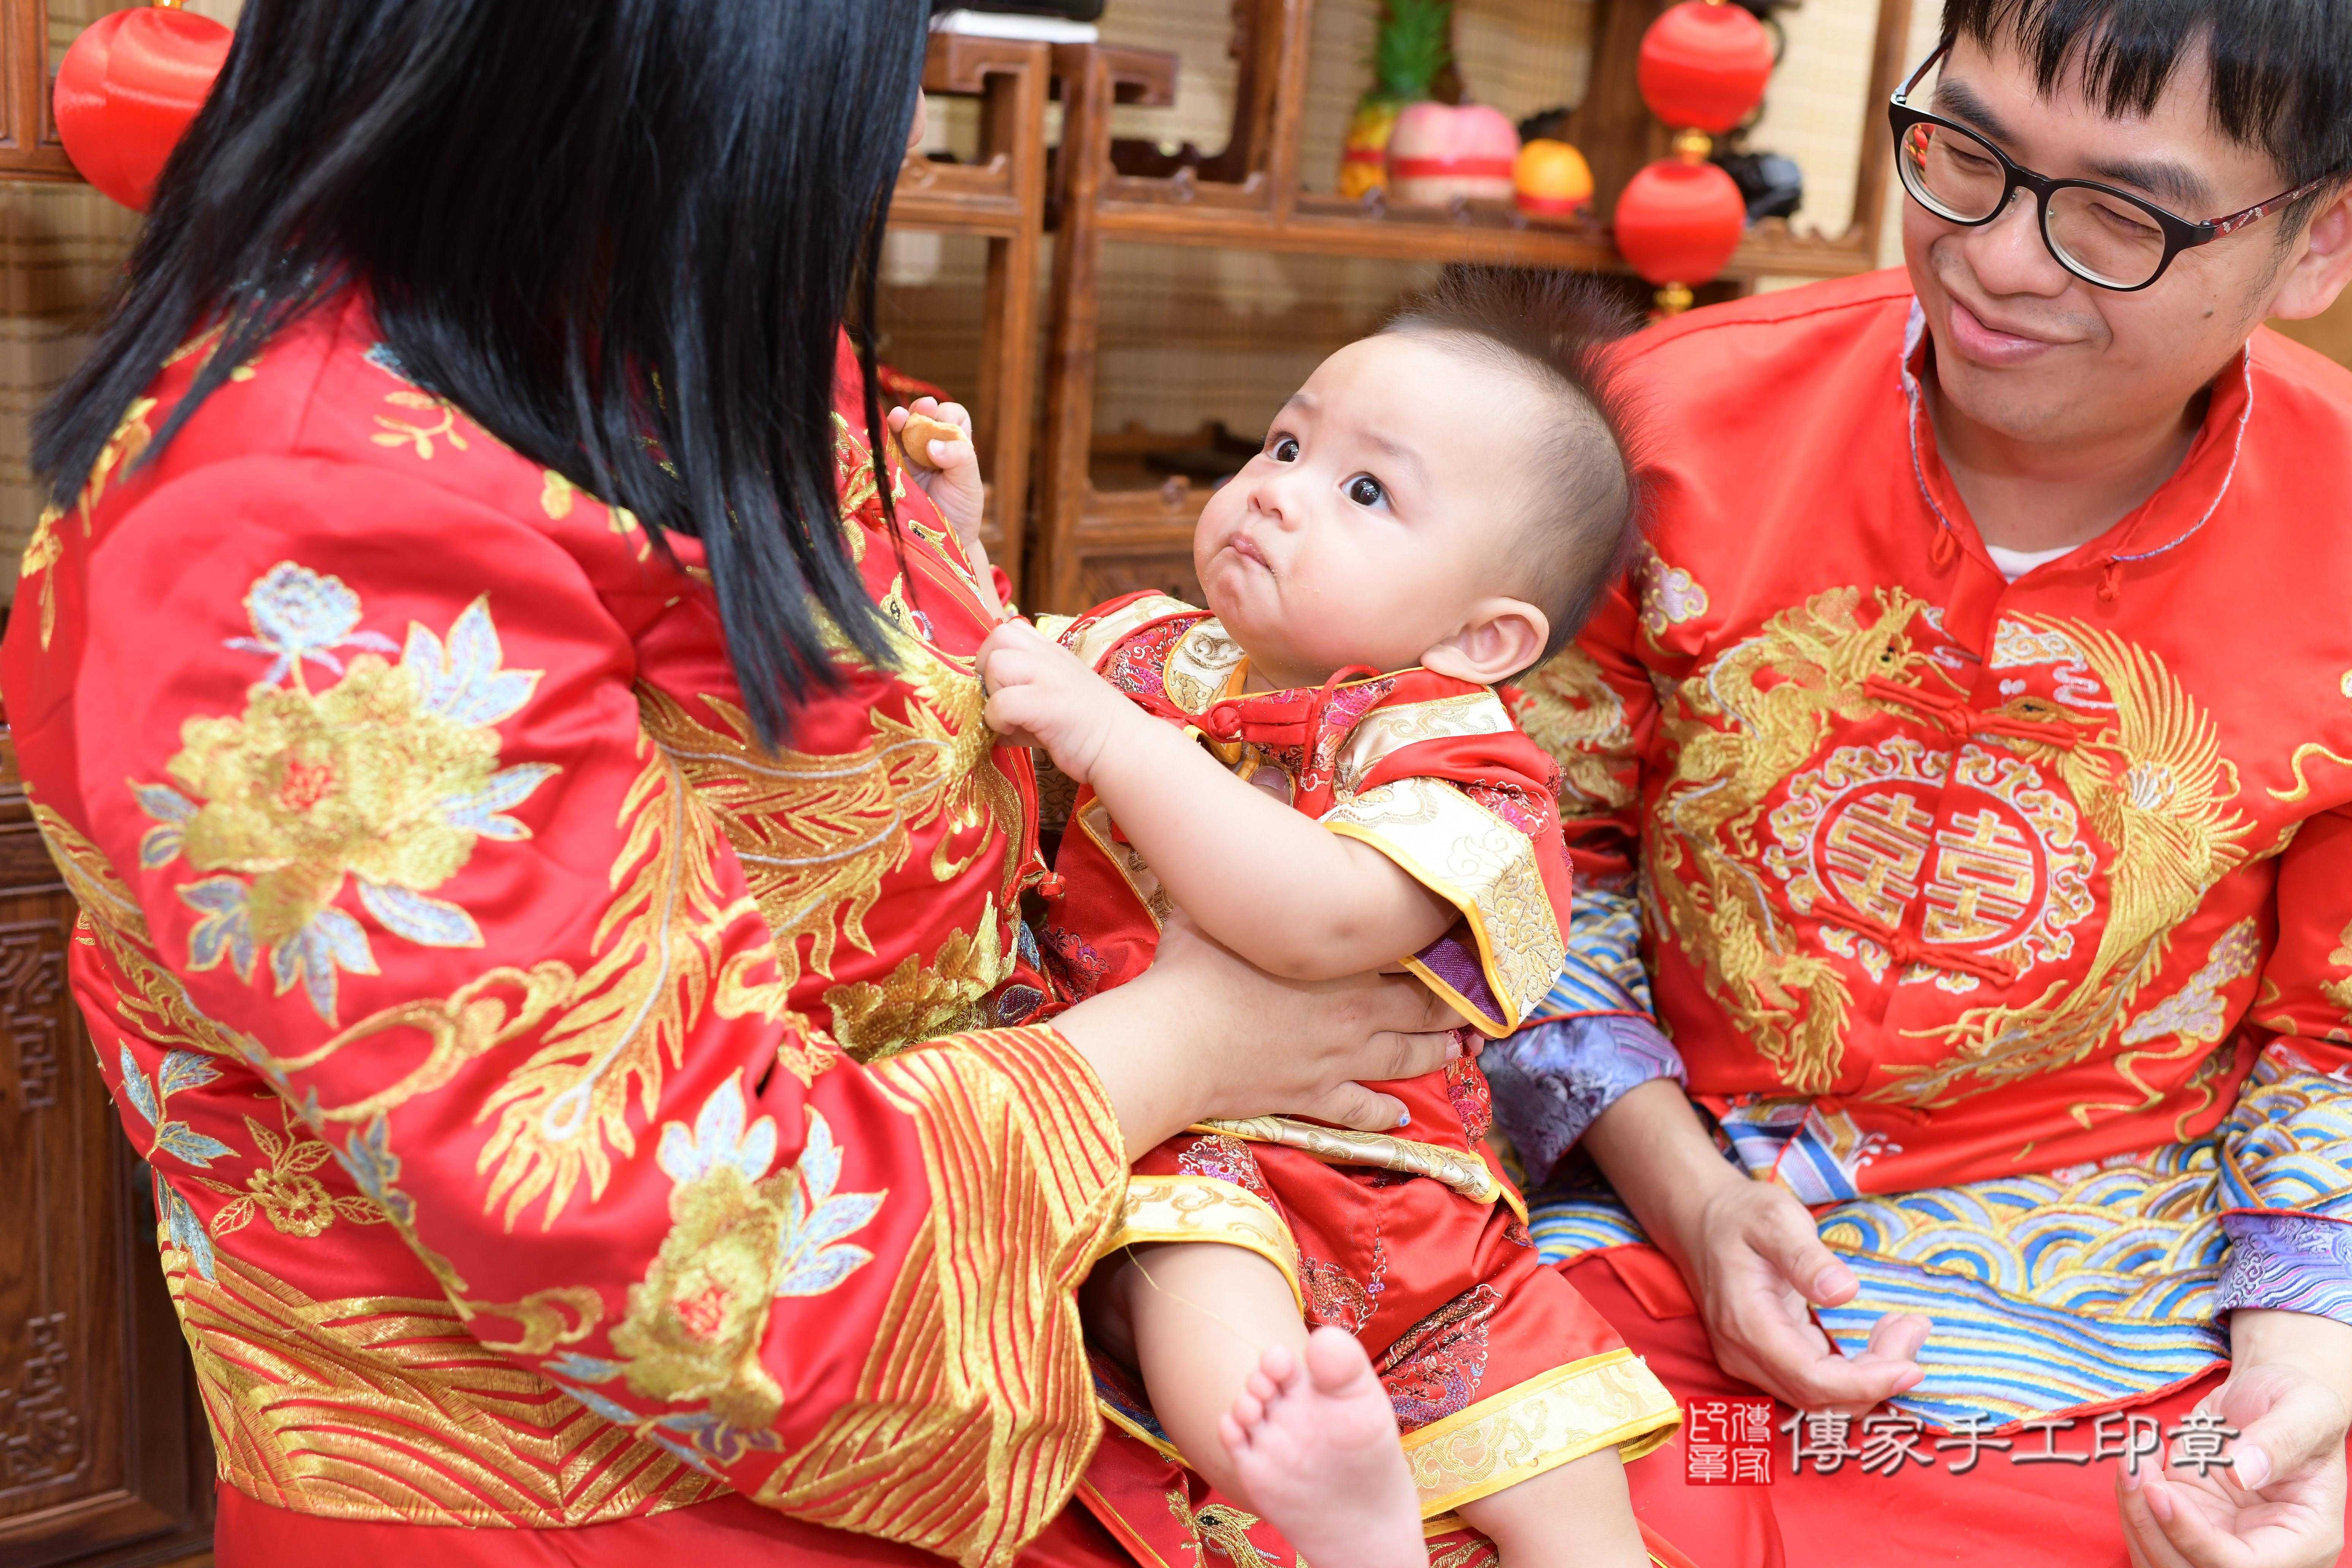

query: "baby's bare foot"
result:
(1217, 1327), (1424, 1568)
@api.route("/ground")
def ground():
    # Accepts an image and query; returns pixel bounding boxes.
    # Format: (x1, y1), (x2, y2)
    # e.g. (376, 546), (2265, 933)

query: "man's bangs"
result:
(1941, 0), (2351, 202)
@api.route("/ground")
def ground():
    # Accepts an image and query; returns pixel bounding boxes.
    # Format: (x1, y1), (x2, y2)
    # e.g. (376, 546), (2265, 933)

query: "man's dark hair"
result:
(1384, 266), (1643, 669)
(1941, 0), (2352, 224)
(34, 0), (933, 747)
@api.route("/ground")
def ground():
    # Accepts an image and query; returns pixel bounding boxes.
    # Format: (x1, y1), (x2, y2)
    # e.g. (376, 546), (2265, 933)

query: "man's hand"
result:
(1683, 1176), (1931, 1416)
(2119, 1315), (2351, 1568)
(1582, 1080), (1929, 1417)
(886, 398), (997, 612)
(978, 618), (1151, 786)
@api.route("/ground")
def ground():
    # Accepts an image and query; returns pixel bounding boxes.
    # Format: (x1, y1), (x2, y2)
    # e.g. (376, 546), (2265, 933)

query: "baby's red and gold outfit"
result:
(1027, 592), (1680, 1548)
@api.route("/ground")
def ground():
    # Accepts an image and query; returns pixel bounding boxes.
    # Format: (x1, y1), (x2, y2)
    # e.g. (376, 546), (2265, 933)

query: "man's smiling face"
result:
(1905, 34), (2323, 449)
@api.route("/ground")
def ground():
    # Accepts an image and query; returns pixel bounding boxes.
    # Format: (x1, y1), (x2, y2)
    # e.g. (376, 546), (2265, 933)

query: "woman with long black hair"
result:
(4, 3), (1463, 1562)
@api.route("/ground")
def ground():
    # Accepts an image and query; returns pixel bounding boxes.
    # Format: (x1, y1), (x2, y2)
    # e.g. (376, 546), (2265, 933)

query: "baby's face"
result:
(1195, 333), (1535, 689)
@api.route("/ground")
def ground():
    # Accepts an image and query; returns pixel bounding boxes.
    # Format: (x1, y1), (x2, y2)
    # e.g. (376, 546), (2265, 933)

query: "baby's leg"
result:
(1100, 1243), (1423, 1568)
(1454, 1445), (1649, 1567)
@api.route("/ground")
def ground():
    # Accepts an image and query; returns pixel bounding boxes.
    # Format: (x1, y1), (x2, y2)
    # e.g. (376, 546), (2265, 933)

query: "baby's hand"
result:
(888, 396), (985, 534)
(888, 399), (1002, 617)
(979, 619), (1146, 785)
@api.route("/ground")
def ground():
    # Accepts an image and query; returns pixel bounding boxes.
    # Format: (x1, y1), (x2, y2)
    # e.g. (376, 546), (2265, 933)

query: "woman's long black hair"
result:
(33, 0), (931, 744)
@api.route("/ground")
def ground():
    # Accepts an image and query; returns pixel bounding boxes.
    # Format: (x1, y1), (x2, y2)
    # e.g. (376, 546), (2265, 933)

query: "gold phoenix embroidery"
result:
(160, 1242), (719, 1527)
(1882, 620), (2252, 1107)
(637, 578), (1021, 997)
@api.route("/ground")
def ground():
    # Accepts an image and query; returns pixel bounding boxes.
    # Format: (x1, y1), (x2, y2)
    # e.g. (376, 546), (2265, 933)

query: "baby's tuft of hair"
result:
(1383, 265), (1643, 670)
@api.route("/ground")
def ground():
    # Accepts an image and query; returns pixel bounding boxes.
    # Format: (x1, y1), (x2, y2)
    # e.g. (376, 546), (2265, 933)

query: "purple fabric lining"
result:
(2217, 1211), (2352, 1329)
(1482, 1013), (1687, 1187)
(1414, 932), (1499, 1022)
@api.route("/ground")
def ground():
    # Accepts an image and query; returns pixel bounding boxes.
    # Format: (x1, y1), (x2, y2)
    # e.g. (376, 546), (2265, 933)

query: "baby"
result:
(893, 267), (1674, 1566)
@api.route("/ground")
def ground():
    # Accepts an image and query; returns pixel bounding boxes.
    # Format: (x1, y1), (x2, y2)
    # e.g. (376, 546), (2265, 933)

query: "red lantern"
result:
(54, 3), (233, 213)
(1614, 156), (1747, 303)
(1637, 0), (1775, 135)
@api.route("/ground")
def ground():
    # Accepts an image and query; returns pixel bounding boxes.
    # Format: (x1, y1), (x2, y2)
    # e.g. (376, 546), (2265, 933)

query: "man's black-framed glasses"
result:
(1887, 45), (2337, 291)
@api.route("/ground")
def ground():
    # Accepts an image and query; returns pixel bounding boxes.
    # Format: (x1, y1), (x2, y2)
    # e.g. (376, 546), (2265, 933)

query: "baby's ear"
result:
(1421, 598), (1549, 686)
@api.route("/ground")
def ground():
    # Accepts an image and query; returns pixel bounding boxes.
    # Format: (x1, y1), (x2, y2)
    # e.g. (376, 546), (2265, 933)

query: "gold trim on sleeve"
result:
(1100, 1173), (1304, 1314)
(751, 1024), (1127, 1568)
(1192, 1116), (1516, 1218)
(1404, 1349), (1682, 1520)
(1323, 776), (1566, 1037)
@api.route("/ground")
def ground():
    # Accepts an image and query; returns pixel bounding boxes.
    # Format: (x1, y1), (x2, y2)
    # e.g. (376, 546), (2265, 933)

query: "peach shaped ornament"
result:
(54, 1), (232, 213)
(1386, 102), (1519, 207)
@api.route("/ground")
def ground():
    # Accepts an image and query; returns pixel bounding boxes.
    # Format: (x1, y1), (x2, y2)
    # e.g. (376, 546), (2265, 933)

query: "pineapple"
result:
(1338, 0), (1453, 199)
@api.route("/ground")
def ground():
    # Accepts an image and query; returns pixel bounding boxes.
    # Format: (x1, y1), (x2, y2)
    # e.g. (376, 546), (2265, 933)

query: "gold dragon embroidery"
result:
(1649, 586), (1954, 1094)
(1511, 647), (1636, 814)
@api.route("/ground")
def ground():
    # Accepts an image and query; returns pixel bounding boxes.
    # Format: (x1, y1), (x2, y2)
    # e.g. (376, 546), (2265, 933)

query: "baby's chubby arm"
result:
(978, 620), (1455, 980)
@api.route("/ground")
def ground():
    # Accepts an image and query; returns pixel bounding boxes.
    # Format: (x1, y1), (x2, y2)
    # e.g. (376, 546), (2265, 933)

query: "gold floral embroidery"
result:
(194, 1100), (385, 1238)
(541, 469), (577, 518)
(373, 388), (473, 459)
(752, 1027), (1124, 1568)
(235, 733), (816, 1230)
(602, 1080), (883, 1433)
(821, 901), (1001, 1061)
(132, 563), (556, 1023)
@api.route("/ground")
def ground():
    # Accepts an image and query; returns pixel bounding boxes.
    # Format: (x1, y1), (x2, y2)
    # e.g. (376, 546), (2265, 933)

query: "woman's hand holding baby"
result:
(978, 618), (1149, 786)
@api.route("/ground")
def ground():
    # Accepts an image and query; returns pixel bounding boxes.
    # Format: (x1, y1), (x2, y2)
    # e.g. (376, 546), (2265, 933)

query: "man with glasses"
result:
(1489, 2), (2352, 1563)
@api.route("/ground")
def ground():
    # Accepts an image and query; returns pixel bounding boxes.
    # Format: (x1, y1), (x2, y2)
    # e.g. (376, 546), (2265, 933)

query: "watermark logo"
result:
(1685, 1405), (2235, 1485)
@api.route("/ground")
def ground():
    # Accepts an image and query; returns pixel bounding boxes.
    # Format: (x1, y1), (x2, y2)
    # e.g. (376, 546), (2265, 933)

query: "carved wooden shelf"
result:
(0, 0), (81, 181)
(887, 32), (1053, 586)
(1029, 0), (1915, 613)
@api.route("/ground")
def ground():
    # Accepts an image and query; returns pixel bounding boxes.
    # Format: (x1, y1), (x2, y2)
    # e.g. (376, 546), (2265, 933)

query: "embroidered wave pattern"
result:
(1531, 1132), (2250, 1429)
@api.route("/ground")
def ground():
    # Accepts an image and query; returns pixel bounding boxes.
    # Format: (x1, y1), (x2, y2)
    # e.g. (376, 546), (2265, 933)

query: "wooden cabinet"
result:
(0, 730), (215, 1568)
